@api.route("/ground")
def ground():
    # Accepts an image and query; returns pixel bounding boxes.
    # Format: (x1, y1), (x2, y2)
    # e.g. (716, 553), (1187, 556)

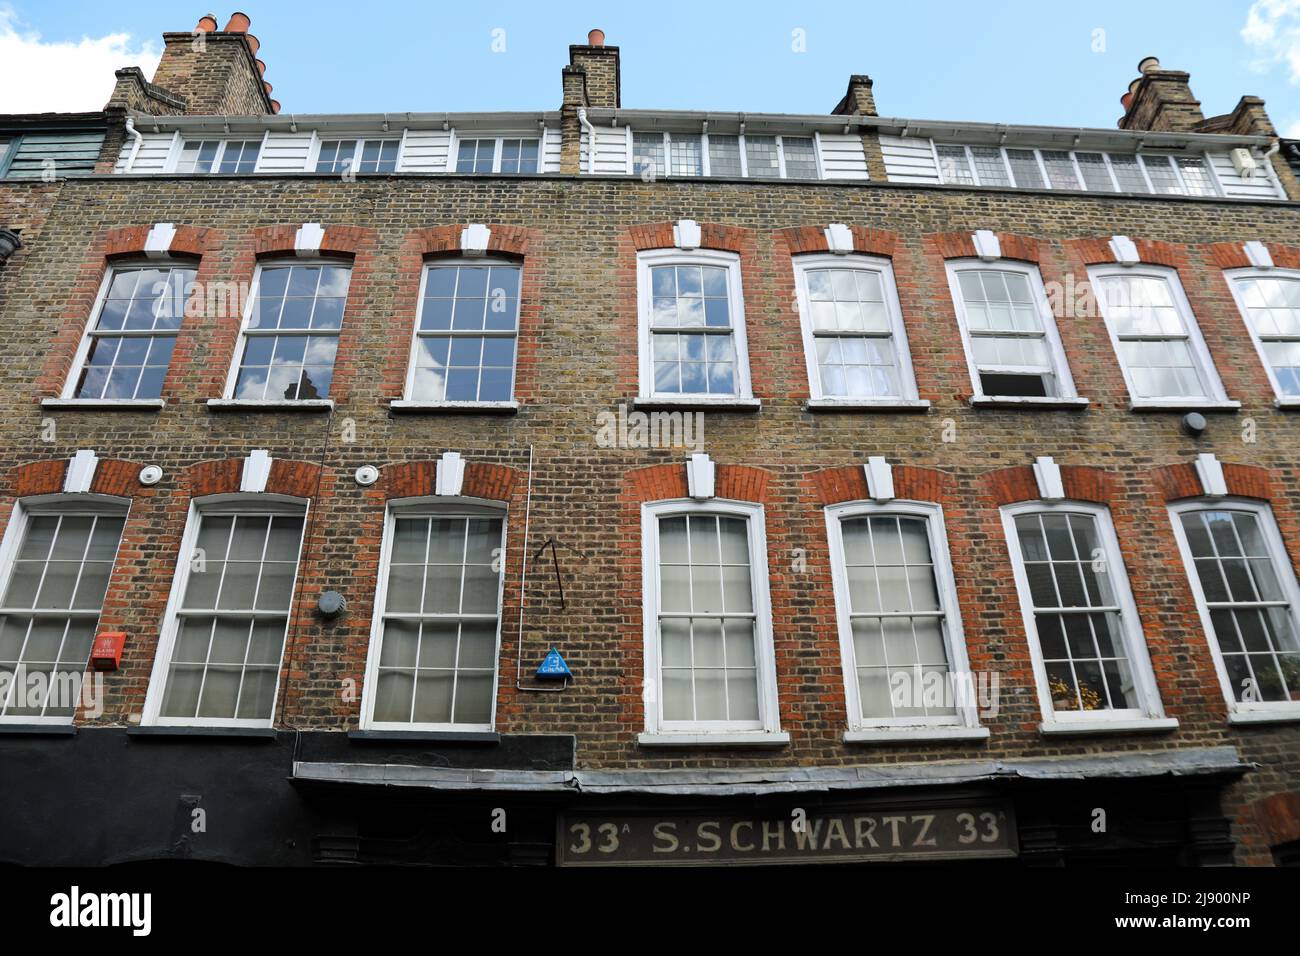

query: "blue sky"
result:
(3, 1), (1298, 135)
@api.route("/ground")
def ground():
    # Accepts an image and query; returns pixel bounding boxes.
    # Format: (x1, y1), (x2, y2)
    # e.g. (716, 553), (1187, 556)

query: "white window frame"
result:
(825, 500), (983, 735)
(1224, 267), (1300, 405)
(0, 494), (130, 725)
(932, 144), (1222, 198)
(629, 130), (823, 181)
(1001, 500), (1169, 731)
(945, 258), (1080, 403)
(793, 253), (920, 405)
(399, 256), (521, 408)
(168, 137), (263, 174)
(219, 257), (349, 405)
(636, 248), (753, 403)
(60, 260), (193, 406)
(141, 493), (308, 729)
(640, 498), (781, 739)
(1088, 264), (1231, 409)
(309, 134), (403, 174)
(452, 134), (542, 174)
(360, 497), (507, 733)
(1168, 498), (1300, 721)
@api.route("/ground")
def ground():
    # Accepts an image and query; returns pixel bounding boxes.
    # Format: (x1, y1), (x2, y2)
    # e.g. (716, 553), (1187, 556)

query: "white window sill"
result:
(968, 396), (1090, 410)
(1129, 399), (1240, 413)
(206, 399), (334, 413)
(41, 398), (166, 411)
(1038, 717), (1179, 736)
(1227, 709), (1300, 726)
(843, 726), (989, 744)
(637, 731), (790, 748)
(389, 400), (519, 415)
(805, 398), (931, 413)
(632, 397), (761, 412)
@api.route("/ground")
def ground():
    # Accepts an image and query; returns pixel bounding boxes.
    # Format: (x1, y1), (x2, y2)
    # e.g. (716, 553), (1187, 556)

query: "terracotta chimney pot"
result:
(196, 14), (218, 32)
(224, 12), (251, 33)
(587, 28), (605, 47)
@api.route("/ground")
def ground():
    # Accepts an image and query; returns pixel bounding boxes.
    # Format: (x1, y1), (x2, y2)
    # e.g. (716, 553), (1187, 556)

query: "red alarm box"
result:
(91, 632), (127, 671)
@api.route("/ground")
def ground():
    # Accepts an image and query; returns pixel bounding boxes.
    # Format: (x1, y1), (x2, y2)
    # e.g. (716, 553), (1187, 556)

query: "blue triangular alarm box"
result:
(536, 647), (572, 680)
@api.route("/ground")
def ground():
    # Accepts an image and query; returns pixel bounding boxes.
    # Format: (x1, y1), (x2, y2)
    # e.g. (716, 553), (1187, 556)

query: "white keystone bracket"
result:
(1033, 456), (1065, 500)
(686, 452), (715, 500)
(1108, 235), (1140, 267)
(673, 219), (702, 251)
(240, 450), (273, 493)
(864, 456), (895, 502)
(1243, 241), (1274, 270)
(144, 223), (177, 259)
(824, 223), (854, 255)
(295, 222), (325, 256)
(64, 449), (100, 493)
(972, 229), (1001, 262)
(436, 451), (466, 497)
(460, 223), (491, 256)
(1195, 453), (1228, 497)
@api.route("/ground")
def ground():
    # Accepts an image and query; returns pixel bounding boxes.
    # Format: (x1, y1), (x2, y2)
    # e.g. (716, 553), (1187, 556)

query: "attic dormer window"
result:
(315, 137), (400, 174)
(631, 131), (820, 180)
(934, 143), (1221, 197)
(175, 138), (261, 174)
(454, 136), (539, 174)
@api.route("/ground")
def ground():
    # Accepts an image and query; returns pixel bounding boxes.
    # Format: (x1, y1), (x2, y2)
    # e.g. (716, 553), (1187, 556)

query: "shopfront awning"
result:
(292, 745), (1249, 797)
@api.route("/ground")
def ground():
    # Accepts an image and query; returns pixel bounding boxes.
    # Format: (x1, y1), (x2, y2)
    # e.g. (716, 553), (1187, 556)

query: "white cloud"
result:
(1286, 119), (1300, 137)
(1243, 0), (1300, 82)
(0, 6), (160, 113)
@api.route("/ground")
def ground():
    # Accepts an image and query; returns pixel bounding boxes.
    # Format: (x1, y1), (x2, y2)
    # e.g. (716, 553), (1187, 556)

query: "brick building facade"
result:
(0, 13), (1298, 867)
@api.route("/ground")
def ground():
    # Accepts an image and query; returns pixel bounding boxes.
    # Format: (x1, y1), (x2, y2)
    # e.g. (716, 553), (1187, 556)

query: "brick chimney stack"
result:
(831, 74), (887, 182)
(566, 28), (621, 108)
(1117, 56), (1204, 132)
(106, 11), (278, 116)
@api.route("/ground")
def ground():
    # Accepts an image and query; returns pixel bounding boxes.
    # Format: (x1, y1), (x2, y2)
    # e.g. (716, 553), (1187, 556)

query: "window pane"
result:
(1014, 511), (1138, 713)
(632, 133), (665, 178)
(657, 514), (758, 724)
(1107, 154), (1150, 192)
(1075, 153), (1116, 191)
(375, 516), (502, 726)
(936, 146), (974, 185)
(412, 264), (519, 402)
(0, 514), (124, 718)
(969, 147), (1011, 186)
(744, 136), (780, 178)
(669, 135), (703, 176)
(1006, 149), (1045, 188)
(781, 137), (818, 179)
(707, 134), (742, 177)
(75, 265), (194, 400)
(648, 263), (736, 396)
(839, 514), (954, 722)
(1180, 509), (1300, 703)
(1141, 155), (1184, 195)
(957, 269), (1058, 396)
(1234, 277), (1300, 397)
(239, 264), (349, 400)
(1176, 156), (1216, 196)
(1041, 150), (1080, 190)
